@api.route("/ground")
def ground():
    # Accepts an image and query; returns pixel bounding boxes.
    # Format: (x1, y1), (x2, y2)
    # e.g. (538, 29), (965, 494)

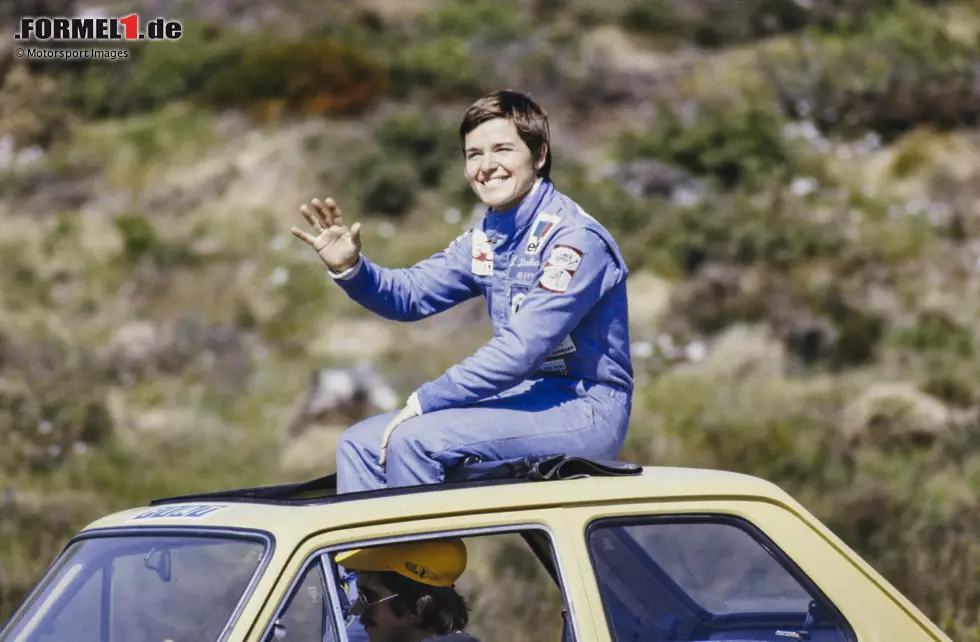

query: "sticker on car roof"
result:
(130, 504), (228, 520)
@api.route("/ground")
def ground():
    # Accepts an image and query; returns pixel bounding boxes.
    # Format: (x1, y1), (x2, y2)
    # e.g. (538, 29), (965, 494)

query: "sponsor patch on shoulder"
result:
(537, 244), (584, 293)
(525, 213), (561, 255)
(546, 245), (583, 270)
(471, 228), (493, 276)
(130, 504), (228, 521)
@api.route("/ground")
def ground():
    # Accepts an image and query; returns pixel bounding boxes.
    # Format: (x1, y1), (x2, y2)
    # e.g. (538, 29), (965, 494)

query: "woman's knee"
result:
(384, 418), (439, 461)
(338, 411), (398, 452)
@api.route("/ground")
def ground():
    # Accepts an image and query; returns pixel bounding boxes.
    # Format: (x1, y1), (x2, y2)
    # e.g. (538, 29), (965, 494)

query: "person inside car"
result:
(292, 89), (633, 493)
(336, 538), (480, 642)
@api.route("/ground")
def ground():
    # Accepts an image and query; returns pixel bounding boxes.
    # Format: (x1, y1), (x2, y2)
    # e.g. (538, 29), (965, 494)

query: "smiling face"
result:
(463, 117), (547, 211)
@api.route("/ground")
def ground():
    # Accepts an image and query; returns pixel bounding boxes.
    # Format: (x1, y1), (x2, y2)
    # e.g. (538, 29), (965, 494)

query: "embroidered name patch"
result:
(509, 266), (537, 283)
(525, 213), (561, 255)
(537, 244), (583, 293)
(471, 229), (493, 276)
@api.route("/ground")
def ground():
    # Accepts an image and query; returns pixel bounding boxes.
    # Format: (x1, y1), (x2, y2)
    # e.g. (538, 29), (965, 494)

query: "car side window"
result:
(269, 558), (339, 642)
(328, 531), (571, 642)
(586, 517), (854, 642)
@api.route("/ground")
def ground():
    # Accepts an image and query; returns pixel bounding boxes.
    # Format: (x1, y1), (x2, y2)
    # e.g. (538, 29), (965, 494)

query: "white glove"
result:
(379, 393), (422, 469)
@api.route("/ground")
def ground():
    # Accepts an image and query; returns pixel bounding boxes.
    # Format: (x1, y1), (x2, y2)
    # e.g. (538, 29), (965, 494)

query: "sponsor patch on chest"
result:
(537, 244), (583, 293)
(471, 229), (493, 276)
(525, 213), (561, 255)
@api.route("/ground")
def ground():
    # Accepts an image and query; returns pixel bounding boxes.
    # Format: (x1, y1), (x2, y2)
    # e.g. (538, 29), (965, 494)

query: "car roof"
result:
(78, 464), (804, 542)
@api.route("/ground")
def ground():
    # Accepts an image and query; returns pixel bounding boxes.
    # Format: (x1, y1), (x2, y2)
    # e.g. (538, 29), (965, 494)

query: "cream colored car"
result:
(0, 455), (954, 642)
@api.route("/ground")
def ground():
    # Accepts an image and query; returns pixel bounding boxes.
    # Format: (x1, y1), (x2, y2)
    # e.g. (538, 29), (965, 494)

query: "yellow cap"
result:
(335, 538), (467, 587)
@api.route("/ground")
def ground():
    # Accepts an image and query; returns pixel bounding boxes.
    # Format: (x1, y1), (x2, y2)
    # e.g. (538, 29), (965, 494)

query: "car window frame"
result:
(583, 513), (858, 642)
(261, 553), (339, 642)
(256, 521), (584, 642)
(0, 526), (275, 642)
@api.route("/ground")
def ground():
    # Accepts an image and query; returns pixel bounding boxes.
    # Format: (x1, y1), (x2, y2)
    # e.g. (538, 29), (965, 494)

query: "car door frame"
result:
(559, 498), (955, 642)
(241, 507), (604, 642)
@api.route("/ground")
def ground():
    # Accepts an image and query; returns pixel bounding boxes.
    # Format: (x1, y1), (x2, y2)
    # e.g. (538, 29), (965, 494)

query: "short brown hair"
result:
(459, 89), (552, 180)
(364, 570), (471, 634)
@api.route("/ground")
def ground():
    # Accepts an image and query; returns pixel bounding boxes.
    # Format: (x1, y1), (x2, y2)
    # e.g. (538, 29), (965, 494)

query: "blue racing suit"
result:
(330, 179), (633, 492)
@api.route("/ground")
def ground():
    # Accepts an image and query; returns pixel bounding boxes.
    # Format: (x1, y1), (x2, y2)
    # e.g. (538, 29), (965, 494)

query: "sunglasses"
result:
(339, 571), (400, 628)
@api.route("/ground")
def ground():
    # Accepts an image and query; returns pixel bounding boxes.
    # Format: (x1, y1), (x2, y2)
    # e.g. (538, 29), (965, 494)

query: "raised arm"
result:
(329, 232), (481, 322)
(292, 197), (481, 322)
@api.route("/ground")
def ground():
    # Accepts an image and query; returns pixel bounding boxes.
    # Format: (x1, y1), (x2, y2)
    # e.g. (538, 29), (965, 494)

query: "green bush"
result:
(40, 213), (79, 257)
(668, 263), (774, 335)
(347, 0), (527, 101)
(376, 112), (442, 159)
(61, 21), (248, 118)
(0, 243), (47, 310)
(620, 0), (811, 47)
(417, 0), (527, 42)
(618, 96), (789, 189)
(532, 0), (948, 48)
(1, 62), (71, 149)
(204, 37), (387, 116)
(643, 183), (853, 273)
(112, 214), (200, 268)
(118, 26), (250, 114)
(388, 36), (484, 100)
(893, 308), (975, 356)
(764, 3), (980, 141)
(673, 0), (959, 45)
(58, 24), (387, 119)
(374, 110), (455, 187)
(802, 280), (887, 368)
(918, 355), (980, 407)
(0, 331), (114, 474)
(360, 160), (418, 217)
(113, 213), (158, 263)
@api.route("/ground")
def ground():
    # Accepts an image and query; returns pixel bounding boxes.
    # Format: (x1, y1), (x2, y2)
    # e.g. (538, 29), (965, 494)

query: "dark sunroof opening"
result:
(148, 454), (642, 507)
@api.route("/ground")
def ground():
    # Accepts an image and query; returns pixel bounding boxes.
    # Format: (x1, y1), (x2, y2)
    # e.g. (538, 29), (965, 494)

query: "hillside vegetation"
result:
(2, 0), (980, 639)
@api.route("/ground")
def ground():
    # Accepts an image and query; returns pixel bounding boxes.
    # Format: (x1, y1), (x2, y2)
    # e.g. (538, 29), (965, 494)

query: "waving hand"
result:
(291, 197), (362, 273)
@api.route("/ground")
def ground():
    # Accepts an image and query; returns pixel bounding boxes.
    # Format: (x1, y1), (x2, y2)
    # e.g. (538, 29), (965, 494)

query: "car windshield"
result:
(0, 532), (267, 642)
